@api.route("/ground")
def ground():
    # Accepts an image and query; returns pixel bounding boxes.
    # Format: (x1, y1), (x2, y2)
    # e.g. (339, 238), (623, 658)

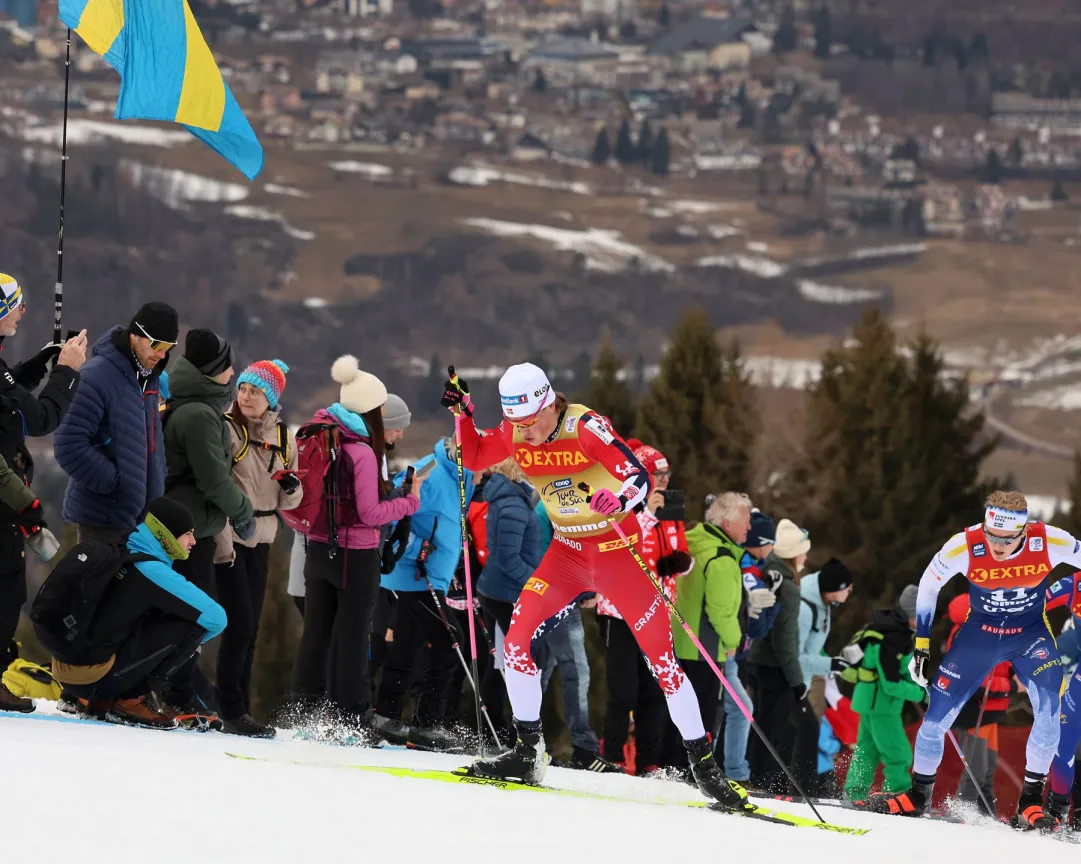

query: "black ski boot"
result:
(860, 773), (934, 816)
(408, 725), (468, 753)
(1015, 774), (1057, 831)
(1045, 792), (1071, 828)
(684, 736), (748, 811)
(468, 718), (546, 785)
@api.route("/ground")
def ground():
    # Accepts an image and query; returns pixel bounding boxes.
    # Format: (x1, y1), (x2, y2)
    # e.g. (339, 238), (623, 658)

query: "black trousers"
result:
(291, 543), (381, 714)
(747, 663), (799, 792)
(162, 538), (218, 709)
(601, 615), (666, 771)
(215, 543), (270, 719)
(65, 614), (204, 702)
(376, 590), (459, 727)
(0, 525), (25, 659)
(662, 658), (721, 768)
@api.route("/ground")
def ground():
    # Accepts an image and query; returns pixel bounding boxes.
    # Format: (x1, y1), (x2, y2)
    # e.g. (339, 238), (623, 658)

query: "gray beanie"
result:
(897, 584), (919, 620)
(384, 393), (412, 430)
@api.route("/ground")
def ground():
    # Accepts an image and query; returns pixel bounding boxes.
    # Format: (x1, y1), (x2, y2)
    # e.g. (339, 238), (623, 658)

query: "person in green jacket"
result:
(844, 584), (927, 803)
(161, 329), (254, 714)
(675, 492), (752, 755)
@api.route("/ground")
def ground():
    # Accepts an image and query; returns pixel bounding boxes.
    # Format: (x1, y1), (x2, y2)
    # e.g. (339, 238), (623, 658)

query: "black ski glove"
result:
(656, 550), (693, 578)
(441, 373), (473, 417)
(15, 499), (46, 538)
(381, 518), (412, 575)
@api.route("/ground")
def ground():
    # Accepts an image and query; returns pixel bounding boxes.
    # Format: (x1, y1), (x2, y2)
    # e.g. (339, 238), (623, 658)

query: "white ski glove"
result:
(746, 588), (776, 619)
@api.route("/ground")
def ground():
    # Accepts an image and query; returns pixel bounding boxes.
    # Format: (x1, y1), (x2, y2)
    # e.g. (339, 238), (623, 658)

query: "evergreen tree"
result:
(782, 311), (995, 620)
(1007, 136), (1024, 166)
(591, 128), (611, 165)
(1058, 452), (1081, 538)
(578, 332), (637, 438)
(651, 128), (670, 176)
(813, 6), (832, 59)
(773, 4), (798, 54)
(615, 119), (637, 164)
(1052, 179), (1069, 202)
(659, 2), (670, 27)
(533, 68), (548, 93)
(635, 309), (758, 521)
(969, 32), (989, 63)
(984, 149), (1003, 184)
(637, 120), (654, 166)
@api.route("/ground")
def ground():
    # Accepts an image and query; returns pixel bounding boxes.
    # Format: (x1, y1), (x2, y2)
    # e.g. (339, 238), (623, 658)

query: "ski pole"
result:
(448, 366), (484, 753)
(578, 483), (826, 825)
(421, 572), (503, 750)
(955, 679), (992, 802)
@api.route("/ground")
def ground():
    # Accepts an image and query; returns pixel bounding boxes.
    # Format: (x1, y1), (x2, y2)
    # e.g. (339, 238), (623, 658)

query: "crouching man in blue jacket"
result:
(33, 497), (225, 730)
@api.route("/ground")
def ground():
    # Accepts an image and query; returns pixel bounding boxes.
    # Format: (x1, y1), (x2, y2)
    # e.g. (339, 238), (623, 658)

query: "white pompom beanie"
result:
(331, 355), (387, 416)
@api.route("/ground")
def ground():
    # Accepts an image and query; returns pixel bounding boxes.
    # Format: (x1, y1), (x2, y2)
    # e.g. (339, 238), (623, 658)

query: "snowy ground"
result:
(4, 703), (1068, 863)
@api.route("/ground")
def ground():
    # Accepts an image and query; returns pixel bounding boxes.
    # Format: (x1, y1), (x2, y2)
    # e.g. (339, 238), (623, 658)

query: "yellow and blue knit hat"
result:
(0, 273), (24, 320)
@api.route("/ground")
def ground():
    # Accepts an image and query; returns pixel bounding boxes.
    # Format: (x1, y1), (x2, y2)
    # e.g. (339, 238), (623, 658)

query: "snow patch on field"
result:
(463, 218), (674, 273)
(694, 152), (762, 170)
(22, 119), (192, 148)
(224, 205), (315, 240)
(744, 356), (823, 389)
(798, 281), (885, 304)
(328, 160), (392, 177)
(696, 254), (788, 278)
(121, 161), (249, 210)
(264, 183), (310, 198)
(1015, 385), (1081, 411)
(447, 164), (592, 195)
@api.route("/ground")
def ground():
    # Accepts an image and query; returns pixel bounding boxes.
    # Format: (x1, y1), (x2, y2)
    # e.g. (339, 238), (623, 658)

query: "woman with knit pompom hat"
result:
(211, 359), (302, 738)
(289, 355), (421, 738)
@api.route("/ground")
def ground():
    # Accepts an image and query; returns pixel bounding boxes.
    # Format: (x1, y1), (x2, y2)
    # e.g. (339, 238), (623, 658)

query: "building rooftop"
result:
(649, 16), (755, 56)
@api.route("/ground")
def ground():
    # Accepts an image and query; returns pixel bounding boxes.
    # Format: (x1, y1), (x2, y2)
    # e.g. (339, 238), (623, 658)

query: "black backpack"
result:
(30, 542), (154, 659)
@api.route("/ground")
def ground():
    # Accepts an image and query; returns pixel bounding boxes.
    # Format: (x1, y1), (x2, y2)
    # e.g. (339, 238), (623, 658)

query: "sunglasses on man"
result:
(135, 321), (177, 352)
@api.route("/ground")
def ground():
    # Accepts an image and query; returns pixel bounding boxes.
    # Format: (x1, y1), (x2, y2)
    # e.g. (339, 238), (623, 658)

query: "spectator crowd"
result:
(0, 273), (1077, 822)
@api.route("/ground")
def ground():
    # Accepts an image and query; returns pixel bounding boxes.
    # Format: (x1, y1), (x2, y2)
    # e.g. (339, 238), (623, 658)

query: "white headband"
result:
(985, 506), (1027, 534)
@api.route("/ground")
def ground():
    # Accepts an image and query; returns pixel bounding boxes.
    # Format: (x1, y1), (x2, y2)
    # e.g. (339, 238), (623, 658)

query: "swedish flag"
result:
(59, 0), (263, 180)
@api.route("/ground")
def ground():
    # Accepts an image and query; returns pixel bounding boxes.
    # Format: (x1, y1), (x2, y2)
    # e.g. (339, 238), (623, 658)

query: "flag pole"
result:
(53, 28), (72, 346)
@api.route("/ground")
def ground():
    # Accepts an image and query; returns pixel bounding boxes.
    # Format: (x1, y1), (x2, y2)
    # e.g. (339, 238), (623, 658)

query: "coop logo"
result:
(516, 449), (589, 469)
(633, 594), (666, 632)
(968, 563), (1050, 584)
(972, 543), (987, 558)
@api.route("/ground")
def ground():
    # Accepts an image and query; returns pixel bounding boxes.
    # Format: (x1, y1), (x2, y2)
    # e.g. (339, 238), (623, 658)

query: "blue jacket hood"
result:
(380, 441), (474, 594)
(483, 473), (534, 506)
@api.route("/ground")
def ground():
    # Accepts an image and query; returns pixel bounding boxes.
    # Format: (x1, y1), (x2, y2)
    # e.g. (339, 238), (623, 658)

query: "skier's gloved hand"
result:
(589, 489), (624, 516)
(15, 499), (46, 538)
(441, 374), (473, 417)
(909, 648), (931, 688)
(746, 588), (777, 619)
(233, 516), (257, 542)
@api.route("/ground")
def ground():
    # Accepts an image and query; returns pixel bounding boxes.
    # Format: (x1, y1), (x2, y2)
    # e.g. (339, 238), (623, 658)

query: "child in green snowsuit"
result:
(843, 585), (927, 802)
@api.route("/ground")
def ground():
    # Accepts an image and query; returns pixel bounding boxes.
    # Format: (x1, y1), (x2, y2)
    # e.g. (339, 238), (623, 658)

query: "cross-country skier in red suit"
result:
(442, 363), (746, 809)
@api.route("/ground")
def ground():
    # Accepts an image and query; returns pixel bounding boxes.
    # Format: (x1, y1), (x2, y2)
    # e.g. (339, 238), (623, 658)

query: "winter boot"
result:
(82, 698), (114, 720)
(860, 773), (935, 816)
(106, 696), (177, 730)
(221, 713), (276, 739)
(1015, 774), (1057, 831)
(56, 692), (81, 715)
(469, 718), (546, 785)
(567, 747), (624, 773)
(0, 681), (34, 713)
(408, 725), (468, 753)
(372, 712), (411, 745)
(684, 736), (748, 811)
(1045, 792), (1071, 828)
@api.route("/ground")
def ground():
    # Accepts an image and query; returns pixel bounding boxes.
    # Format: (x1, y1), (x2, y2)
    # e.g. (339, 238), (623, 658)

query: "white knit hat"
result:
(331, 355), (387, 416)
(499, 362), (554, 422)
(773, 518), (811, 559)
(0, 273), (24, 320)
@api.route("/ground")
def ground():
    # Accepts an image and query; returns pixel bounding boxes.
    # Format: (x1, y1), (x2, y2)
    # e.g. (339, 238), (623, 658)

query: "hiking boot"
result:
(372, 712), (410, 745)
(860, 774), (934, 816)
(1016, 775), (1057, 831)
(0, 681), (34, 713)
(567, 747), (624, 773)
(106, 696), (177, 730)
(56, 692), (81, 715)
(221, 713), (276, 739)
(469, 718), (546, 785)
(83, 698), (114, 720)
(684, 735), (748, 810)
(408, 724), (468, 753)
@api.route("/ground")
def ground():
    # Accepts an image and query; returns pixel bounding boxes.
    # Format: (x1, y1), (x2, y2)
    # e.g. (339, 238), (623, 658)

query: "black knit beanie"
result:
(184, 328), (233, 377)
(144, 497), (196, 561)
(129, 302), (179, 345)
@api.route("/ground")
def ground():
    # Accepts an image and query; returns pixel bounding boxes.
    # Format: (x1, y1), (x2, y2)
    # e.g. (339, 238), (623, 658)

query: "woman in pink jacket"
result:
(289, 356), (422, 738)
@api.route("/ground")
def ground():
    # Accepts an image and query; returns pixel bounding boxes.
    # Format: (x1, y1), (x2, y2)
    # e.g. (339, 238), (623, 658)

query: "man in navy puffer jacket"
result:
(54, 303), (177, 544)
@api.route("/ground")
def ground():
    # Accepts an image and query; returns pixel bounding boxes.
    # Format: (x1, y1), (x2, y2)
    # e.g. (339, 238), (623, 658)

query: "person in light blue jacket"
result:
(372, 437), (474, 750)
(794, 557), (854, 792)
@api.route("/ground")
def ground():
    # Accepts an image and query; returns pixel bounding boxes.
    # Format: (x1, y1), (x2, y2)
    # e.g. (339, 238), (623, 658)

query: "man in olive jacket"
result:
(162, 329), (254, 713)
